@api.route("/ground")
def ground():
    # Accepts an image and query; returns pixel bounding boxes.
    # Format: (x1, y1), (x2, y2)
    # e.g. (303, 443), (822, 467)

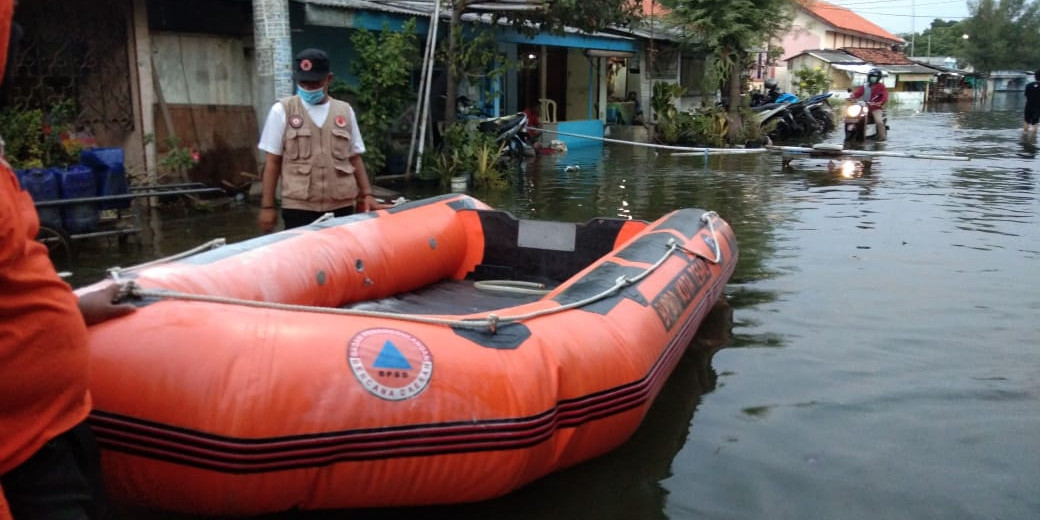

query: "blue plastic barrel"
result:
(81, 147), (130, 209)
(20, 168), (63, 230)
(57, 165), (99, 234)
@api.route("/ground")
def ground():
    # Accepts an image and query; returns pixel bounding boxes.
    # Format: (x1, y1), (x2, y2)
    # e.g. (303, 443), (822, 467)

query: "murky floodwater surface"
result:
(71, 96), (1039, 520)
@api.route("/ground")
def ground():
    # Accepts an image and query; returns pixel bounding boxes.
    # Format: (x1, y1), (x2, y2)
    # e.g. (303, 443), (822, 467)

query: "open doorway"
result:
(518, 45), (567, 121)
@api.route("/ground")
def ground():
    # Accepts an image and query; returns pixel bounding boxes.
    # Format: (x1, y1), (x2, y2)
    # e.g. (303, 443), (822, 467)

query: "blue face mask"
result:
(297, 86), (326, 105)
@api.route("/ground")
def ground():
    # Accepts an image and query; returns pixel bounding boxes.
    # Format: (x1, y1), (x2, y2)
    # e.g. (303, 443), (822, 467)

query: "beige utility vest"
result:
(279, 95), (358, 211)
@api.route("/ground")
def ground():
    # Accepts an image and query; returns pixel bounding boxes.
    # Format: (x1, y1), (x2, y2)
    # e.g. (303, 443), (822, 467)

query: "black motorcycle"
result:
(475, 112), (530, 163)
(755, 92), (834, 141)
(457, 96), (531, 164)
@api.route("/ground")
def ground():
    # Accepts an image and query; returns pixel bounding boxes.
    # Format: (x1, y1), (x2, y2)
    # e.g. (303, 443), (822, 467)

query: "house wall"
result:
(153, 34), (254, 106)
(150, 32), (259, 186)
(566, 49), (593, 121)
(825, 31), (890, 49)
(773, 9), (897, 92)
(787, 54), (854, 93)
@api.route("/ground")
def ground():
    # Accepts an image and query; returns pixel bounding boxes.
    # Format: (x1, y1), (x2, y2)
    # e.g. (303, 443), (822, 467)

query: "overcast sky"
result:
(830, 0), (972, 35)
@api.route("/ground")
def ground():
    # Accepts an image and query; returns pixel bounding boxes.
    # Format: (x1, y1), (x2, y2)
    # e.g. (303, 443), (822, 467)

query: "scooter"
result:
(755, 92), (834, 141)
(844, 101), (887, 142)
(804, 93), (835, 133)
(457, 96), (531, 164)
(475, 112), (530, 163)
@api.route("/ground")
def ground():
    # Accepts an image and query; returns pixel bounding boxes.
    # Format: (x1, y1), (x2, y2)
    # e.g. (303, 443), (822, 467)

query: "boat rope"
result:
(107, 238), (227, 277)
(677, 211), (723, 264)
(111, 214), (723, 334)
(529, 126), (770, 156)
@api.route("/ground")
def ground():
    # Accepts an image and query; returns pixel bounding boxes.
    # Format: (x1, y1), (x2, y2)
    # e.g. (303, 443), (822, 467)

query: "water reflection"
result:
(1017, 131), (1038, 158)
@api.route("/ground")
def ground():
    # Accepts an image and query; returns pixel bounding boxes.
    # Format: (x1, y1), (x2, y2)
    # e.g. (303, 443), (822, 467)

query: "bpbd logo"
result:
(348, 328), (433, 401)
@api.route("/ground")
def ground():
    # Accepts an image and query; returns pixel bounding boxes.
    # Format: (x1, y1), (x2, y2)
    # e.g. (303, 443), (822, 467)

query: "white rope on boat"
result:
(529, 126), (770, 156)
(113, 214), (724, 333)
(680, 211), (723, 264)
(107, 238), (227, 277)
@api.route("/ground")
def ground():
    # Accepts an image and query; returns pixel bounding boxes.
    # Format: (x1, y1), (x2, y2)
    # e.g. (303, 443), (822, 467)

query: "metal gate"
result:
(7, 0), (134, 133)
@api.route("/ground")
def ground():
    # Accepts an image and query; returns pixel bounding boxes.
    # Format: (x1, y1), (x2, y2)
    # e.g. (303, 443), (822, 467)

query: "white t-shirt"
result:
(257, 100), (367, 156)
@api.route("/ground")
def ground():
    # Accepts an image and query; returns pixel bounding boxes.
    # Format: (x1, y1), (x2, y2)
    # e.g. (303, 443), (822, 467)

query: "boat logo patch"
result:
(289, 115), (304, 129)
(348, 328), (433, 401)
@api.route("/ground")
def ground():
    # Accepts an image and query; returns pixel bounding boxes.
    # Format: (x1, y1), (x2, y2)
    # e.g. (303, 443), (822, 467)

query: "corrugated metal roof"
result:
(881, 64), (941, 75)
(833, 63), (938, 77)
(296, 0), (428, 16)
(606, 18), (690, 43)
(805, 49), (864, 64)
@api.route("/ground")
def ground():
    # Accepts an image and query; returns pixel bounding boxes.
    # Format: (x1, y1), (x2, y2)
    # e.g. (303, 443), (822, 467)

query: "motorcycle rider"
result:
(848, 68), (888, 140)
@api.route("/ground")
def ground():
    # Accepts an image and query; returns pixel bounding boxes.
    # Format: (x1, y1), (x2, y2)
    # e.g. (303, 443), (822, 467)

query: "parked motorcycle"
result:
(475, 112), (530, 163)
(755, 92), (835, 141)
(843, 100), (887, 142)
(457, 96), (531, 164)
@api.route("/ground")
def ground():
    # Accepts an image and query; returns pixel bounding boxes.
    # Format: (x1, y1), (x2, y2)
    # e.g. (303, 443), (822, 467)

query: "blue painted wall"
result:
(289, 4), (428, 91)
(555, 120), (604, 149)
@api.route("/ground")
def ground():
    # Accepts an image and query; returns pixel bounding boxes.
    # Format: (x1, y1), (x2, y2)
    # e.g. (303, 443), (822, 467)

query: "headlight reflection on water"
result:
(829, 159), (863, 178)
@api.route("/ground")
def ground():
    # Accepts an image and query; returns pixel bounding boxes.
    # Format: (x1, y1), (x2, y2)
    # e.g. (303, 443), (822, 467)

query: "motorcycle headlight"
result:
(846, 104), (863, 117)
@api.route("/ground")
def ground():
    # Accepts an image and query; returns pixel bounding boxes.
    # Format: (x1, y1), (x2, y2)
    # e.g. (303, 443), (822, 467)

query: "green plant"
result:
(792, 66), (832, 98)
(651, 82), (684, 122)
(470, 132), (508, 190)
(738, 106), (767, 144)
(428, 123), (471, 186)
(0, 98), (84, 169)
(143, 133), (199, 181)
(347, 19), (421, 177)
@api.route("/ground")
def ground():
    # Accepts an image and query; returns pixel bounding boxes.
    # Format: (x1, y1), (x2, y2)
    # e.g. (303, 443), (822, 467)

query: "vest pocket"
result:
(331, 128), (352, 160)
(282, 163), (312, 199)
(285, 128), (313, 160)
(330, 164), (357, 200)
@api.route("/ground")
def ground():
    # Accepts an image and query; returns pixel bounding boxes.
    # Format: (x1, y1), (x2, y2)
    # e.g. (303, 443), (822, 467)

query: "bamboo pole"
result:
(414, 0), (442, 176)
(406, 5), (440, 179)
(530, 127), (770, 155)
(765, 145), (971, 161)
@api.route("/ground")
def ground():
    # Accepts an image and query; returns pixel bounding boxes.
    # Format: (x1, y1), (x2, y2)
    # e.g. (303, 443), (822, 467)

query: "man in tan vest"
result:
(257, 48), (377, 232)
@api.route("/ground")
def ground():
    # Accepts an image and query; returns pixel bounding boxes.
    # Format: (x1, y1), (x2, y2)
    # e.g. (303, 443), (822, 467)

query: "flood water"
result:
(72, 94), (1039, 520)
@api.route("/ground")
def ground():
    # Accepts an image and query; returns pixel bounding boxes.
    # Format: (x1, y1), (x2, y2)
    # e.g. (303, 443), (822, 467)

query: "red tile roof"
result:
(642, 0), (667, 16)
(802, 1), (904, 43)
(842, 47), (913, 64)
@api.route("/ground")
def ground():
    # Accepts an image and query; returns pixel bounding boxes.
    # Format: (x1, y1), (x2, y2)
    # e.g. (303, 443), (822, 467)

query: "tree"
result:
(346, 19), (421, 176)
(961, 0), (1040, 75)
(440, 0), (641, 123)
(899, 19), (969, 59)
(656, 0), (793, 142)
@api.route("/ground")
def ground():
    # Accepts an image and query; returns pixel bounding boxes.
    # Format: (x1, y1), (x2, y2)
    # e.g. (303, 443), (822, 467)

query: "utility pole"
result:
(910, 0), (916, 57)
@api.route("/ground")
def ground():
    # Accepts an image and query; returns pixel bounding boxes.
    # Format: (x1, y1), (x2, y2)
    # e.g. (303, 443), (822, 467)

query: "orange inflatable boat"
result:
(77, 193), (738, 515)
